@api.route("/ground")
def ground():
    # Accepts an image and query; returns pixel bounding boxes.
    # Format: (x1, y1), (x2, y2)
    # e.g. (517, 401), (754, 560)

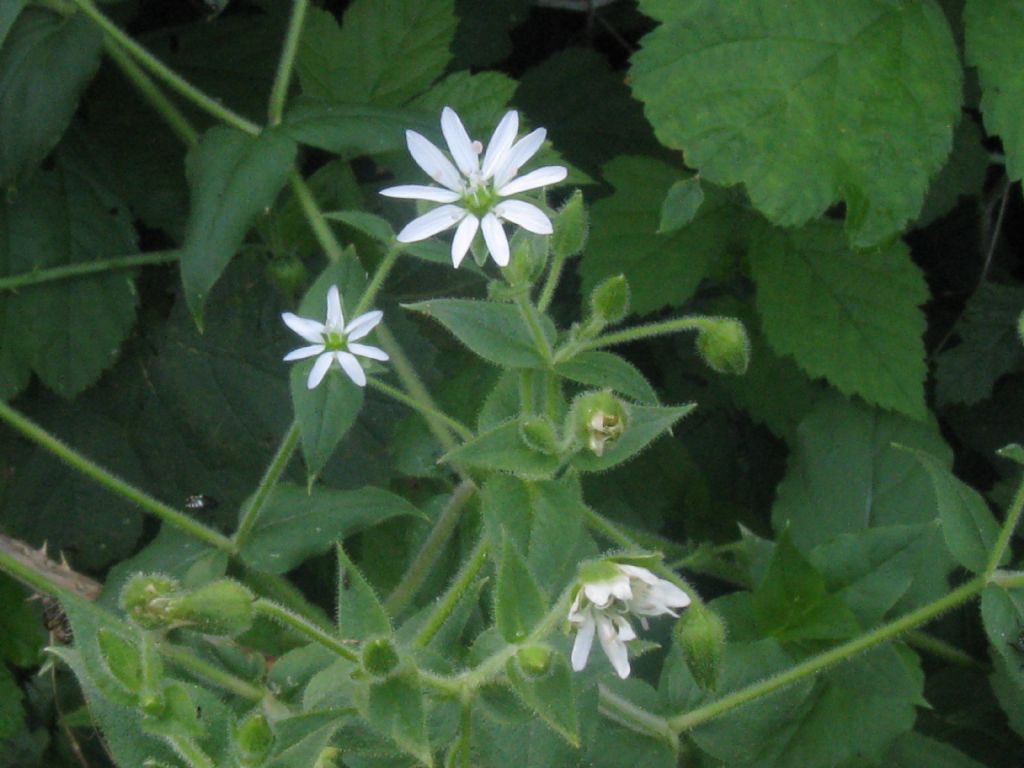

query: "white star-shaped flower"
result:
(282, 285), (389, 389)
(568, 563), (690, 679)
(380, 107), (568, 268)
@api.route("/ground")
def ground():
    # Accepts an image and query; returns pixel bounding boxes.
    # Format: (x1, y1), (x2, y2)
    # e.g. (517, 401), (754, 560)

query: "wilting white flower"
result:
(380, 107), (567, 268)
(569, 563), (690, 679)
(282, 285), (388, 389)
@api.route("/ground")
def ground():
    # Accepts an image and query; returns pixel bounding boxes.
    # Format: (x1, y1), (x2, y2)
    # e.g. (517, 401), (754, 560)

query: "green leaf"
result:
(180, 126), (296, 324)
(882, 731), (988, 768)
(570, 402), (696, 473)
(935, 282), (1024, 406)
(283, 99), (433, 155)
(632, 0), (962, 245)
(659, 176), (704, 234)
(411, 70), (517, 134)
(357, 672), (432, 765)
(0, 9), (101, 187)
(556, 351), (659, 404)
(407, 298), (555, 369)
(297, 1), (457, 106)
(0, 576), (44, 667)
(265, 712), (342, 768)
(239, 484), (424, 574)
(496, 536), (547, 643)
(324, 210), (396, 244)
(900, 446), (1003, 574)
(442, 420), (561, 477)
(0, 664), (24, 741)
(578, 156), (742, 316)
(336, 545), (392, 640)
(965, 0), (1024, 181)
(0, 1), (25, 50)
(750, 221), (928, 419)
(506, 652), (580, 746)
(916, 116), (989, 228)
(0, 133), (139, 400)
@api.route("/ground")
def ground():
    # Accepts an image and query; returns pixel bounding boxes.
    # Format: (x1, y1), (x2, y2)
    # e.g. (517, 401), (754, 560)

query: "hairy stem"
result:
(985, 472), (1024, 577)
(414, 537), (490, 648)
(353, 245), (402, 316)
(0, 251), (179, 292)
(253, 598), (359, 663)
(159, 644), (267, 702)
(367, 379), (473, 442)
(233, 422), (301, 547)
(537, 250), (567, 314)
(598, 684), (677, 751)
(289, 171), (347, 264)
(267, 0), (309, 125)
(515, 293), (553, 365)
(556, 315), (705, 362)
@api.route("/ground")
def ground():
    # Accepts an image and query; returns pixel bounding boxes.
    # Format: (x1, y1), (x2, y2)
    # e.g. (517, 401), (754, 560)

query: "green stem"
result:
(385, 480), (478, 616)
(159, 644), (267, 702)
(233, 422), (300, 547)
(239, 565), (333, 630)
(668, 576), (987, 733)
(0, 251), (179, 292)
(985, 473), (1024, 577)
(253, 598), (359, 663)
(353, 245), (402, 316)
(414, 537), (489, 648)
(514, 293), (553, 365)
(71, 0), (261, 136)
(0, 401), (235, 553)
(993, 570), (1024, 588)
(367, 378), (473, 443)
(598, 684), (677, 751)
(103, 40), (198, 145)
(267, 0), (309, 125)
(904, 630), (988, 671)
(167, 736), (214, 768)
(536, 250), (567, 314)
(556, 315), (705, 363)
(290, 172), (347, 264)
(518, 370), (536, 414)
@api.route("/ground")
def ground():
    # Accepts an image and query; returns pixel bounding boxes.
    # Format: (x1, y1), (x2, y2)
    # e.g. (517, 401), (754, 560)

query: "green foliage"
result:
(336, 545), (393, 640)
(496, 536), (547, 643)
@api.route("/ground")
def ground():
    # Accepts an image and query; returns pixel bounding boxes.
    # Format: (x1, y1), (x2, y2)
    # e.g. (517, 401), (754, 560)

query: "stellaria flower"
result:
(569, 563), (690, 679)
(282, 285), (388, 389)
(380, 107), (567, 268)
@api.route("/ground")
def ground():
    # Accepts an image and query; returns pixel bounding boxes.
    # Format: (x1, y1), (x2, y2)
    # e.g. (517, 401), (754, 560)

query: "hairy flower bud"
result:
(361, 636), (401, 678)
(168, 580), (255, 637)
(675, 602), (726, 691)
(570, 390), (627, 457)
(552, 190), (588, 258)
(515, 643), (553, 678)
(232, 711), (274, 767)
(694, 317), (750, 375)
(589, 274), (630, 325)
(120, 574), (182, 630)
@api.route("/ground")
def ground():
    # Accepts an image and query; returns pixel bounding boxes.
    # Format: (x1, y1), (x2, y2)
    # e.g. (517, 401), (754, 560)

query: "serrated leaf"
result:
(632, 0), (962, 245)
(578, 156), (742, 316)
(659, 177), (704, 234)
(556, 351), (658, 404)
(570, 402), (696, 473)
(407, 299), (555, 369)
(297, 1), (456, 106)
(935, 282), (1024, 406)
(900, 446), (1003, 574)
(181, 126), (296, 324)
(411, 70), (517, 134)
(283, 99), (434, 155)
(358, 672), (432, 765)
(239, 484), (424, 574)
(496, 536), (547, 643)
(506, 653), (579, 746)
(750, 220), (928, 418)
(442, 420), (561, 476)
(965, 0), (1024, 181)
(916, 116), (989, 228)
(336, 545), (392, 640)
(0, 9), (101, 187)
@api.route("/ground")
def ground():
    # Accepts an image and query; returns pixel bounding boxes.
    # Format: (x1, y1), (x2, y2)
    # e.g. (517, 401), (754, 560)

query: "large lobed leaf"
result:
(631, 0), (962, 246)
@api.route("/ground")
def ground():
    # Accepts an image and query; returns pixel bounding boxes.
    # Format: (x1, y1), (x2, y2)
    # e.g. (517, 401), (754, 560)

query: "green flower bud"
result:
(694, 317), (750, 375)
(233, 711), (274, 767)
(675, 602), (726, 691)
(552, 190), (588, 258)
(361, 636), (400, 679)
(514, 644), (552, 678)
(168, 580), (255, 637)
(589, 274), (630, 325)
(120, 574), (182, 630)
(569, 390), (628, 457)
(267, 255), (307, 296)
(505, 231), (549, 286)
(519, 415), (560, 455)
(98, 629), (143, 695)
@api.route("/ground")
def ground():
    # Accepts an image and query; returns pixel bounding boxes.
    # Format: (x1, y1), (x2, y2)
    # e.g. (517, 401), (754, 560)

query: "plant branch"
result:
(0, 251), (179, 292)
(985, 472), (1024, 577)
(367, 378), (473, 442)
(233, 422), (301, 547)
(514, 293), (553, 365)
(289, 171), (347, 264)
(267, 0), (309, 125)
(253, 598), (359, 663)
(598, 684), (677, 751)
(413, 537), (489, 648)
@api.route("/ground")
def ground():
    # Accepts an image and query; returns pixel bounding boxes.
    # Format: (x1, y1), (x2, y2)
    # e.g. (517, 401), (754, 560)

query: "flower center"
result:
(323, 330), (347, 351)
(462, 181), (499, 217)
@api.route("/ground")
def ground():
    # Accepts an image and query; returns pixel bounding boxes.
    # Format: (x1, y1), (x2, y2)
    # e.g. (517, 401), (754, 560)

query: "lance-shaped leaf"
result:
(556, 351), (659, 405)
(899, 446), (1004, 574)
(406, 299), (555, 370)
(496, 536), (547, 643)
(356, 672), (432, 766)
(336, 545), (392, 640)
(570, 402), (695, 473)
(239, 485), (424, 574)
(441, 420), (561, 477)
(181, 126), (296, 325)
(506, 651), (580, 746)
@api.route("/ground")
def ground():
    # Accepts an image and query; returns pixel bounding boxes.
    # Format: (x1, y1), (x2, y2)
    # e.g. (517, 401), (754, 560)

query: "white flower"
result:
(282, 285), (389, 389)
(568, 563), (690, 679)
(380, 107), (567, 269)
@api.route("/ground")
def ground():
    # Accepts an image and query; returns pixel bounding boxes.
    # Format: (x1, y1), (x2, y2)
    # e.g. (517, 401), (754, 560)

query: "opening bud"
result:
(552, 189), (588, 258)
(589, 274), (630, 325)
(694, 317), (750, 375)
(267, 255), (307, 296)
(514, 644), (553, 678)
(361, 636), (400, 678)
(570, 390), (628, 457)
(674, 602), (726, 691)
(505, 230), (549, 286)
(233, 711), (275, 767)
(519, 415), (560, 455)
(168, 580), (255, 637)
(120, 574), (182, 630)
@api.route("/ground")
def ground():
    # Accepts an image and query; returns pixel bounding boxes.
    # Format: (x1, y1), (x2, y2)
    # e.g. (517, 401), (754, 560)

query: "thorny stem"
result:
(385, 480), (478, 616)
(267, 0), (309, 125)
(253, 598), (359, 663)
(414, 537), (489, 648)
(233, 422), (301, 548)
(368, 379), (474, 443)
(0, 251), (180, 292)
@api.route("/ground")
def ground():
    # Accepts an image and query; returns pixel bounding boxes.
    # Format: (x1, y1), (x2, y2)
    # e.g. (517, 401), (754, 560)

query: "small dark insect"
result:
(41, 595), (73, 645)
(185, 494), (220, 512)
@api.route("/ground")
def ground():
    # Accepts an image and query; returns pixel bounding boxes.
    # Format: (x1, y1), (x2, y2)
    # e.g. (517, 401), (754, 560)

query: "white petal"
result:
(396, 205), (467, 243)
(349, 343), (389, 361)
(380, 184), (461, 203)
(441, 107), (479, 177)
(481, 213), (509, 267)
(326, 285), (343, 329)
(610, 576), (634, 602)
(283, 344), (325, 362)
(481, 110), (519, 179)
(570, 612), (596, 672)
(613, 615), (637, 642)
(584, 580), (615, 608)
(596, 614), (631, 679)
(336, 351), (367, 387)
(618, 564), (660, 585)
(493, 128), (546, 189)
(307, 352), (334, 389)
(282, 313), (326, 344)
(496, 166), (567, 196)
(451, 213), (479, 268)
(406, 131), (463, 192)
(493, 200), (553, 235)
(345, 310), (384, 341)
(650, 579), (691, 610)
